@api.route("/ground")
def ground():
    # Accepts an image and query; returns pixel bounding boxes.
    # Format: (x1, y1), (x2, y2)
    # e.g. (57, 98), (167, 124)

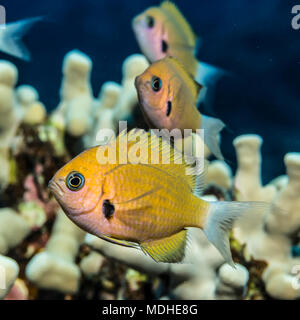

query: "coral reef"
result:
(232, 135), (300, 299)
(16, 85), (46, 126)
(50, 50), (149, 149)
(0, 61), (20, 191)
(0, 255), (19, 299)
(52, 50), (94, 137)
(0, 49), (299, 301)
(0, 208), (31, 254)
(25, 209), (85, 293)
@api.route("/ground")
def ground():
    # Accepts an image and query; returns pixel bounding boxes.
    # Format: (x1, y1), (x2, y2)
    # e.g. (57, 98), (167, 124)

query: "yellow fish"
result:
(135, 56), (225, 159)
(132, 1), (223, 91)
(49, 129), (267, 266)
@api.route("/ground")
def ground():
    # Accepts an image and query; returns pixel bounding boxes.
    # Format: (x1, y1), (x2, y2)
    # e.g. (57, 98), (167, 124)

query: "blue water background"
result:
(1, 0), (299, 183)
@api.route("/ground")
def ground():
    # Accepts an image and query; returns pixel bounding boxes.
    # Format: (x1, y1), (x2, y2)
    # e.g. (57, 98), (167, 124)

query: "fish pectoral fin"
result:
(100, 234), (140, 249)
(140, 230), (188, 263)
(200, 115), (225, 160)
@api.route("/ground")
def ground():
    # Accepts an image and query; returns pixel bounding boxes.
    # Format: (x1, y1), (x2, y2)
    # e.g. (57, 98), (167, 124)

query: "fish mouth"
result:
(48, 179), (64, 197)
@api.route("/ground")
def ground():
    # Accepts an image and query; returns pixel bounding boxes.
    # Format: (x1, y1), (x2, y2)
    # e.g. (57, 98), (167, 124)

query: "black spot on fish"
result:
(162, 40), (168, 53)
(102, 199), (115, 219)
(166, 101), (172, 117)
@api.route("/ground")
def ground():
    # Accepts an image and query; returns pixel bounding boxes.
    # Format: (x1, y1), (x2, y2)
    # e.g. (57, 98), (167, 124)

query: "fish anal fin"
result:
(140, 229), (188, 263)
(100, 234), (139, 249)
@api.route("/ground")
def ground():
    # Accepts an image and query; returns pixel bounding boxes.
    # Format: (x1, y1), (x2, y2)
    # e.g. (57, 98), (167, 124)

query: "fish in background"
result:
(132, 1), (225, 108)
(135, 56), (225, 160)
(49, 129), (268, 266)
(0, 17), (43, 61)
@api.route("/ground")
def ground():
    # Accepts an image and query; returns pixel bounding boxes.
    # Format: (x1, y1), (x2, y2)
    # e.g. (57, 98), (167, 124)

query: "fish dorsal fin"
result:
(123, 128), (204, 192)
(167, 56), (203, 98)
(160, 1), (197, 46)
(140, 229), (188, 263)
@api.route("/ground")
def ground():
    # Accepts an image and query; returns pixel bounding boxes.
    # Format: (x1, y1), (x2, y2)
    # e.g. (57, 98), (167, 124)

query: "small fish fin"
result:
(160, 1), (196, 46)
(200, 115), (225, 160)
(0, 16), (43, 61)
(196, 61), (226, 87)
(140, 229), (188, 263)
(203, 201), (270, 267)
(100, 234), (140, 249)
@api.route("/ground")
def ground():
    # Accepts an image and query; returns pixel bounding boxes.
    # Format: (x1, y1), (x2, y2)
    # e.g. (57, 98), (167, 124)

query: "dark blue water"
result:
(1, 0), (300, 183)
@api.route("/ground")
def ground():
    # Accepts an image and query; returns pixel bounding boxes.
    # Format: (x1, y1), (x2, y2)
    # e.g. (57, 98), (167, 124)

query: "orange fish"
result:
(135, 56), (225, 159)
(49, 129), (267, 265)
(132, 1), (224, 94)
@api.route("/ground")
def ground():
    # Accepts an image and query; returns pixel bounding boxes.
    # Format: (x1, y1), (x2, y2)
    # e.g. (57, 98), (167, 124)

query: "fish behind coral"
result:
(49, 129), (268, 266)
(135, 56), (225, 160)
(0, 17), (43, 61)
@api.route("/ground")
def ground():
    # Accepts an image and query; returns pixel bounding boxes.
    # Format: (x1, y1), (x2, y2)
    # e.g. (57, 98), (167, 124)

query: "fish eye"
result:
(146, 15), (155, 28)
(66, 171), (85, 191)
(151, 76), (162, 92)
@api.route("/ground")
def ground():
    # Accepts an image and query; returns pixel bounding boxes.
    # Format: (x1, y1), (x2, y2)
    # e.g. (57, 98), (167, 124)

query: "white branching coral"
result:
(233, 135), (276, 202)
(232, 135), (300, 299)
(0, 61), (20, 191)
(215, 263), (249, 299)
(206, 160), (232, 190)
(84, 81), (122, 147)
(51, 50), (94, 137)
(80, 251), (105, 277)
(0, 208), (31, 255)
(51, 51), (149, 146)
(0, 255), (19, 299)
(16, 85), (46, 125)
(113, 54), (149, 121)
(25, 209), (85, 294)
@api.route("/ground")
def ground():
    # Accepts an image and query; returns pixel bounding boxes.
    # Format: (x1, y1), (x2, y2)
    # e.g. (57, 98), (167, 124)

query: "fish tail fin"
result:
(0, 16), (43, 61)
(199, 114), (225, 160)
(203, 201), (269, 267)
